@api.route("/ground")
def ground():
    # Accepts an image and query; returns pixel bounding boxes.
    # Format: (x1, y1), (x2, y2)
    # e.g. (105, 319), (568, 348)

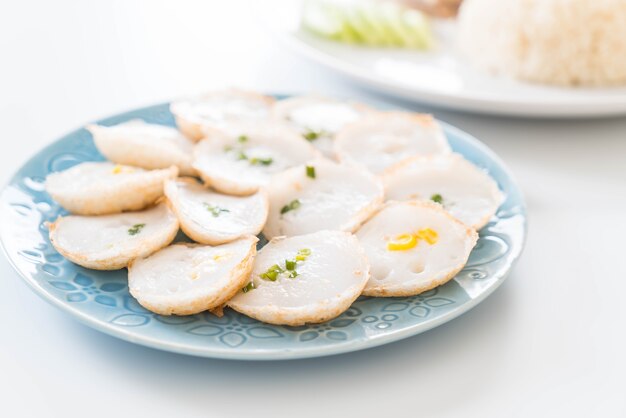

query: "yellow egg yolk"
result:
(112, 165), (134, 174)
(416, 228), (438, 245)
(387, 234), (418, 251)
(386, 229), (439, 251)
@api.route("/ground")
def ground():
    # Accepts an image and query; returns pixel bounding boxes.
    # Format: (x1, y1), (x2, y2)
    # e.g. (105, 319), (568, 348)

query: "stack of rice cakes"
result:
(45, 89), (503, 326)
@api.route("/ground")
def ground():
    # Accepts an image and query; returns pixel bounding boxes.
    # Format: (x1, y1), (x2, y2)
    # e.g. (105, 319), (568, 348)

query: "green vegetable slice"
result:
(280, 199), (301, 215)
(128, 223), (145, 236)
(203, 203), (230, 217)
(430, 194), (443, 204)
(242, 282), (256, 293)
(301, 0), (432, 49)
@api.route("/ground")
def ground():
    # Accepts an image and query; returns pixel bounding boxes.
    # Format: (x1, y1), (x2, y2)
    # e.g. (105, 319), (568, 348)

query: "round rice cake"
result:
(128, 236), (258, 315)
(192, 121), (318, 195)
(272, 95), (372, 158)
(263, 158), (384, 239)
(164, 178), (268, 245)
(228, 230), (369, 326)
(87, 120), (195, 175)
(335, 111), (451, 174)
(356, 201), (478, 296)
(383, 153), (504, 229)
(170, 89), (274, 141)
(48, 202), (179, 270)
(45, 162), (177, 215)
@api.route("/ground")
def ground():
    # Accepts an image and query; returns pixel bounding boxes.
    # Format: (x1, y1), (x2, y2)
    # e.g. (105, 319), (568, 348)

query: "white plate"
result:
(264, 0), (626, 118)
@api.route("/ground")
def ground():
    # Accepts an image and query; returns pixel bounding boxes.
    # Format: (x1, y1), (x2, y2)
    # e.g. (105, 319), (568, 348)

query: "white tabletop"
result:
(2, 1), (626, 417)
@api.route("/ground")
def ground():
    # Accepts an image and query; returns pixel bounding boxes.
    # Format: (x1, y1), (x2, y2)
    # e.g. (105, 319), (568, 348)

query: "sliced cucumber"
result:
(301, 0), (432, 49)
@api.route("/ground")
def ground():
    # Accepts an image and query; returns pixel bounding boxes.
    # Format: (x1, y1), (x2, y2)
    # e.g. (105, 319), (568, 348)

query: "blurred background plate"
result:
(264, 0), (626, 118)
(0, 98), (526, 360)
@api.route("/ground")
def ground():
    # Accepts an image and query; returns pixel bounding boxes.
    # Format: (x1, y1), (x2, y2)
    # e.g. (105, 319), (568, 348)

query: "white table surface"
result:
(1, 1), (626, 417)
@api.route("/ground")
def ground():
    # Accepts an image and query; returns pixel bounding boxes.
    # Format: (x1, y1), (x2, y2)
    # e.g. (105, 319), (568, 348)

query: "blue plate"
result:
(0, 101), (526, 360)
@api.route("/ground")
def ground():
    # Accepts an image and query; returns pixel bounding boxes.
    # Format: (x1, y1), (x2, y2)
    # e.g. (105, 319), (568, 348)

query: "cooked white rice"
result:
(457, 0), (626, 86)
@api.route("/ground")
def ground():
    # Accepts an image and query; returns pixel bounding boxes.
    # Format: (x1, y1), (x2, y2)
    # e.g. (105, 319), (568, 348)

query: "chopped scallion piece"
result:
(261, 250), (311, 282)
(270, 264), (284, 272)
(306, 165), (316, 179)
(242, 281), (256, 293)
(260, 264), (284, 281)
(250, 157), (273, 166)
(127, 223), (145, 236)
(285, 260), (296, 271)
(303, 130), (320, 141)
(303, 128), (330, 142)
(280, 199), (301, 215)
(227, 138), (273, 166)
(203, 203), (230, 217)
(430, 194), (443, 204)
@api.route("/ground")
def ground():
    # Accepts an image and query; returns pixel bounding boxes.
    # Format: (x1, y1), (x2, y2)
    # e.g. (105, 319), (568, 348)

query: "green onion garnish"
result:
(203, 203), (230, 217)
(306, 165), (316, 179)
(269, 264), (284, 272)
(127, 223), (145, 236)
(303, 128), (330, 142)
(285, 260), (296, 271)
(303, 130), (319, 141)
(228, 138), (273, 166)
(250, 157), (273, 166)
(242, 281), (256, 293)
(296, 248), (311, 261)
(260, 264), (284, 281)
(430, 194), (443, 204)
(295, 248), (311, 261)
(260, 250), (311, 282)
(280, 199), (301, 215)
(303, 128), (331, 141)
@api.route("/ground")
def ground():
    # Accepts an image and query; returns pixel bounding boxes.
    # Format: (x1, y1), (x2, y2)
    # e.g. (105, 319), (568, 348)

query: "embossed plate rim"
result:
(0, 99), (526, 360)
